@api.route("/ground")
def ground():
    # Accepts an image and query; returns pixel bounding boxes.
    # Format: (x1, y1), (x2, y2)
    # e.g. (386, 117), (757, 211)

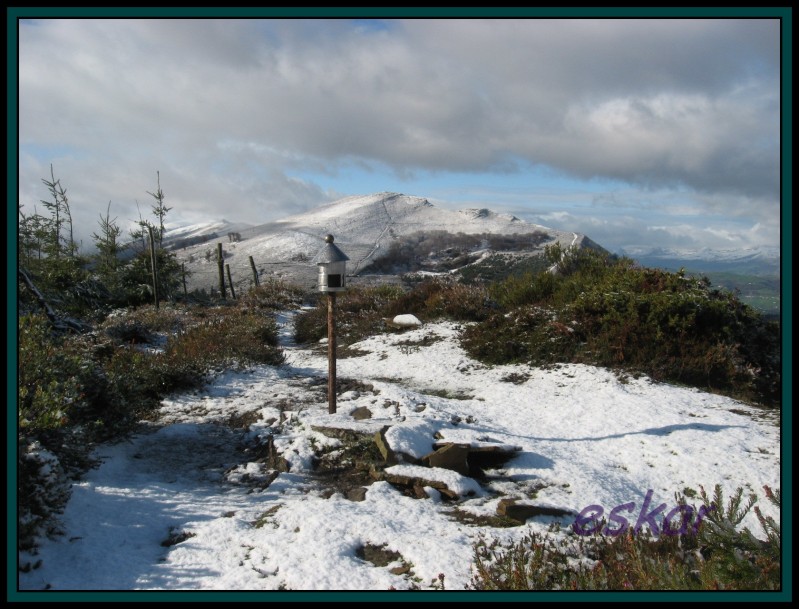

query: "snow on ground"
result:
(18, 312), (781, 591)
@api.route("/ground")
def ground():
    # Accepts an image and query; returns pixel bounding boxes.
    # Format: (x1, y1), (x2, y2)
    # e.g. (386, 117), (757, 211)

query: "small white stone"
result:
(392, 314), (423, 328)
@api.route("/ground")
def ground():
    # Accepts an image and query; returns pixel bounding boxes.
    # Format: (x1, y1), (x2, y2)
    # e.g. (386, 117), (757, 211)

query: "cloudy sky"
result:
(15, 14), (783, 255)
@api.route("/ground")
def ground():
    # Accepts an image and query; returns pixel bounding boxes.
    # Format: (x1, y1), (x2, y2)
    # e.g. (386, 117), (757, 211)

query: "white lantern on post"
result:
(314, 234), (349, 292)
(313, 235), (349, 414)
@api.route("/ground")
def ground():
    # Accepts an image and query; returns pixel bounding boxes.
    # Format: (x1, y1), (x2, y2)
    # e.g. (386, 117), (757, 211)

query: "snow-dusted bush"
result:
(18, 441), (71, 552)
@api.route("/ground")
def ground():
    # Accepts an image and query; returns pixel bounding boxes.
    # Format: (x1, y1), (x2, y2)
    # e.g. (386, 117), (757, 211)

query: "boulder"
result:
(346, 486), (368, 502)
(350, 406), (373, 420)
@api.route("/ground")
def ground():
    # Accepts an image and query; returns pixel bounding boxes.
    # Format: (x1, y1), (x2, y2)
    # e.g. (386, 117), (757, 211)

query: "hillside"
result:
(168, 193), (601, 293)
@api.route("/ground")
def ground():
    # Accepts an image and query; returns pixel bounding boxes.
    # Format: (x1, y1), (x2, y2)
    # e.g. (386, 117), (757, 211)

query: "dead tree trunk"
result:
(226, 264), (236, 300)
(182, 262), (188, 298)
(217, 243), (226, 300)
(17, 268), (87, 333)
(148, 225), (159, 310)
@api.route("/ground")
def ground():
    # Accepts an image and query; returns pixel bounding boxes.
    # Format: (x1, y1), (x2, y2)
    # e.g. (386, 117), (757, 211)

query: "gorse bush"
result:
(383, 280), (493, 322)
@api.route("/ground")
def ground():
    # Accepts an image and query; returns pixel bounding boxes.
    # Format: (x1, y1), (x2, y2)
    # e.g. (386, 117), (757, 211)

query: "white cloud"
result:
(16, 16), (781, 252)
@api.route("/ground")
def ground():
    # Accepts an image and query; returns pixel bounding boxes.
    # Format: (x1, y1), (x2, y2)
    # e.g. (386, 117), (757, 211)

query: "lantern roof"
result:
(312, 234), (350, 264)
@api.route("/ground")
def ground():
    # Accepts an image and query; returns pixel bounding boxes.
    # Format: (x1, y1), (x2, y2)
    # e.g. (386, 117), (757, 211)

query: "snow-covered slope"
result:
(172, 193), (597, 292)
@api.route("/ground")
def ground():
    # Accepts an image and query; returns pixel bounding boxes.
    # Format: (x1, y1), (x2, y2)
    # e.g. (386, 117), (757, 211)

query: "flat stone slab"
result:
(431, 440), (522, 473)
(379, 464), (482, 499)
(432, 440), (522, 454)
(496, 498), (573, 523)
(311, 425), (380, 444)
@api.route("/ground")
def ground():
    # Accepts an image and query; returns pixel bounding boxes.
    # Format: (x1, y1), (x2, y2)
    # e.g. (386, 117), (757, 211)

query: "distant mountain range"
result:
(163, 192), (779, 315)
(618, 246), (780, 277)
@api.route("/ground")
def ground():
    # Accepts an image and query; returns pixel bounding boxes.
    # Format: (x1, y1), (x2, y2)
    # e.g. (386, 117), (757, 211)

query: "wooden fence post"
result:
(249, 255), (259, 287)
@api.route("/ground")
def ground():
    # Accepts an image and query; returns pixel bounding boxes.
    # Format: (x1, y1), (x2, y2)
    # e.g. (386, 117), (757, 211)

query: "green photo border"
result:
(7, 5), (792, 603)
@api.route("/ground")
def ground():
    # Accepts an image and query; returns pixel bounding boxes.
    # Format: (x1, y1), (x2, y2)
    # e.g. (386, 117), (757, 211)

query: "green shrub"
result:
(488, 270), (557, 309)
(18, 314), (86, 431)
(384, 279), (493, 322)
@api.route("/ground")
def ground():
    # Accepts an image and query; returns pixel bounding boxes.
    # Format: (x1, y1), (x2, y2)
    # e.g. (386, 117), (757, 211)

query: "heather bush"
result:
(238, 277), (305, 312)
(384, 279), (493, 322)
(469, 485), (781, 591)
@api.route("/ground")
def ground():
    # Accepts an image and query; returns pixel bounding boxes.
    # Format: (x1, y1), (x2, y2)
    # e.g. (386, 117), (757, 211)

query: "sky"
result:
(14, 12), (785, 255)
(16, 313), (781, 594)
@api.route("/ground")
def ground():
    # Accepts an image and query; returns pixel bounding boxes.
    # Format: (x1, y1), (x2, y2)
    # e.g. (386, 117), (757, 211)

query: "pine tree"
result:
(92, 201), (125, 288)
(147, 170), (171, 248)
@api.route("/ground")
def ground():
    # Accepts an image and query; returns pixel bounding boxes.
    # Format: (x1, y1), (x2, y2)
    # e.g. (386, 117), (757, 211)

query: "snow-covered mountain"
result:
(619, 245), (780, 264)
(170, 193), (603, 292)
(161, 220), (254, 249)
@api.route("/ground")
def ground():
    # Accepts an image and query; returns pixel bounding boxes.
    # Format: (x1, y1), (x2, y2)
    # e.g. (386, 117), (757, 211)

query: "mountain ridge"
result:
(168, 192), (599, 292)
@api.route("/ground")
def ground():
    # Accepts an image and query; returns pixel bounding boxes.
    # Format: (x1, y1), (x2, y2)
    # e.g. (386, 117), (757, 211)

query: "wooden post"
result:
(217, 243), (226, 300)
(148, 225), (159, 310)
(328, 292), (336, 414)
(249, 255), (260, 287)
(226, 264), (236, 300)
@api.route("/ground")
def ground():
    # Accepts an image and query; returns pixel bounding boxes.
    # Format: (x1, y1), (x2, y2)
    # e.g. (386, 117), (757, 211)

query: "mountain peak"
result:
(173, 192), (598, 290)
